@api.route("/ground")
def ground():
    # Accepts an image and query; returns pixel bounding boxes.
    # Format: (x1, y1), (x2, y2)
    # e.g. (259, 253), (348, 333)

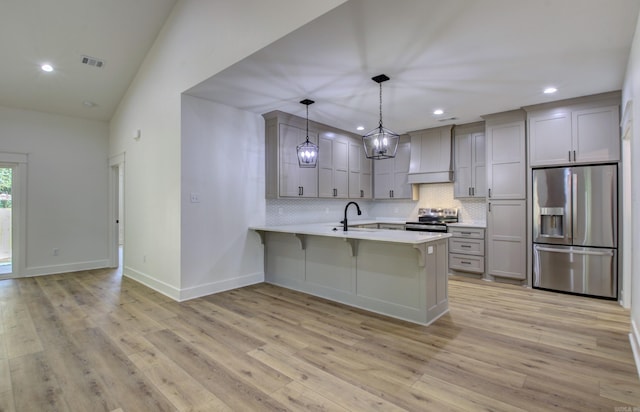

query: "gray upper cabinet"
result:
(348, 140), (372, 199)
(264, 110), (368, 200)
(454, 122), (486, 198)
(277, 123), (319, 198)
(374, 139), (411, 199)
(526, 93), (620, 167)
(407, 125), (453, 184)
(319, 135), (349, 198)
(572, 105), (620, 163)
(485, 118), (526, 200)
(528, 110), (572, 166)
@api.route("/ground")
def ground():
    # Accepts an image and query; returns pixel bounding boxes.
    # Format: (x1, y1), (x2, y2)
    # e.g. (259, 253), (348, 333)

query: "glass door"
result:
(0, 166), (12, 275)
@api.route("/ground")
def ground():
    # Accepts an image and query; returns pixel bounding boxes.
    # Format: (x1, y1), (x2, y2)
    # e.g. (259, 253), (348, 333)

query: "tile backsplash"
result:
(415, 183), (487, 223)
(266, 183), (486, 225)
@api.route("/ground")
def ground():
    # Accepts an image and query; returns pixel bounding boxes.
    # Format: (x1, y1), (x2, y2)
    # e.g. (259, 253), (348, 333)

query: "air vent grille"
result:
(81, 55), (105, 68)
(438, 117), (457, 122)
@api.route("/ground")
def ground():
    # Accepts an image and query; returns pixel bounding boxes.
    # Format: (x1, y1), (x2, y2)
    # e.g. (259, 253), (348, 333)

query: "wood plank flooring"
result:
(1, 268), (639, 411)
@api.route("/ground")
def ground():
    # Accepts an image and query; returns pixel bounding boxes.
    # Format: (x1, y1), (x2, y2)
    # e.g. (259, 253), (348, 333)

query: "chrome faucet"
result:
(341, 201), (362, 231)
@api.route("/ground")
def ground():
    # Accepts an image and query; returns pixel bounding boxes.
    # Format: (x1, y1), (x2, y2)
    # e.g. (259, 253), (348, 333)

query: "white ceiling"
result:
(187, 0), (640, 134)
(0, 0), (177, 122)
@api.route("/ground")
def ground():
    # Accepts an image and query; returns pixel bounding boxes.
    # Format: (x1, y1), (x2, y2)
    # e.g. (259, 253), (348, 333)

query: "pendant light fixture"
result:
(362, 74), (399, 160)
(296, 99), (319, 168)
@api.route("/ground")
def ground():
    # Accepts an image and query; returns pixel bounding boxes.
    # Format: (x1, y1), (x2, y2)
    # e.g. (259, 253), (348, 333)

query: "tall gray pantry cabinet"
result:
(483, 110), (528, 281)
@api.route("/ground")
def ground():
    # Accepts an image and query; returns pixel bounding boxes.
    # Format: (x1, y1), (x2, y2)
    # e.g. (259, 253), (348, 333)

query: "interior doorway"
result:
(109, 154), (125, 269)
(0, 165), (13, 276)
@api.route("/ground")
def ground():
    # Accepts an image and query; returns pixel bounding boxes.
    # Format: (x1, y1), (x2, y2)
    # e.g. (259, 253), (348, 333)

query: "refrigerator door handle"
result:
(534, 246), (614, 257)
(570, 172), (577, 244)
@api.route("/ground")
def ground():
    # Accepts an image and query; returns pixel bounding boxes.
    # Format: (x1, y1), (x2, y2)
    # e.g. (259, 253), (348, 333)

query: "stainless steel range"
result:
(405, 208), (459, 232)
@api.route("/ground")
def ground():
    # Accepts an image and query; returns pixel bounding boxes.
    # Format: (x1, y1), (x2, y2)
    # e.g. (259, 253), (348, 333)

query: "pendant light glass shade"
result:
(297, 99), (318, 168)
(362, 74), (399, 160)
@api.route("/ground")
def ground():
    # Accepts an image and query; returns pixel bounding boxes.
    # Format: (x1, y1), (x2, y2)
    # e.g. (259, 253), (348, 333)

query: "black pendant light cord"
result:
(306, 103), (310, 142)
(378, 82), (383, 129)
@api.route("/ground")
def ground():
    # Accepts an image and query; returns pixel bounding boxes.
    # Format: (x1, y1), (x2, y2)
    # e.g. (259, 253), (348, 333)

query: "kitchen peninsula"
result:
(250, 224), (450, 325)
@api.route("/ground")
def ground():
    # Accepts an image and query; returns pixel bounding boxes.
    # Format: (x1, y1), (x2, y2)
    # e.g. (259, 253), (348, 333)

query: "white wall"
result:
(0, 105), (109, 276)
(621, 9), (640, 376)
(109, 0), (347, 299)
(180, 95), (265, 299)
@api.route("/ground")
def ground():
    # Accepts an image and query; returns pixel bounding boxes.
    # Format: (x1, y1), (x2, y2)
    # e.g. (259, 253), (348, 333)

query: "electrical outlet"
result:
(190, 192), (200, 203)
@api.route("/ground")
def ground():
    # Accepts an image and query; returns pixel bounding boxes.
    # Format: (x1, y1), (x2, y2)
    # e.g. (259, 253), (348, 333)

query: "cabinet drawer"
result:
(449, 253), (485, 273)
(449, 238), (484, 256)
(448, 227), (484, 239)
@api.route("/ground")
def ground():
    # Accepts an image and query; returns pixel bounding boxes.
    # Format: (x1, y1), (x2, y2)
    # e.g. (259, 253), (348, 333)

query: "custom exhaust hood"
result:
(406, 125), (454, 184)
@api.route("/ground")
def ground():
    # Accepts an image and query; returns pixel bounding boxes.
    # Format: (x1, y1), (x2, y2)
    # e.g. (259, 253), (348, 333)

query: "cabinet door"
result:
(471, 132), (487, 197)
(486, 121), (526, 200)
(374, 155), (394, 199)
(529, 111), (572, 166)
(333, 139), (349, 198)
(319, 137), (349, 198)
(487, 200), (526, 280)
(349, 140), (372, 199)
(392, 141), (412, 199)
(454, 133), (472, 198)
(318, 136), (334, 198)
(573, 105), (620, 163)
(279, 124), (318, 197)
(348, 140), (361, 198)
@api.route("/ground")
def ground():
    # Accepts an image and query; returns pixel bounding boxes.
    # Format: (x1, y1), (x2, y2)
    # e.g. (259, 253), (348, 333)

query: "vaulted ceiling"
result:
(2, 0), (639, 132)
(0, 0), (177, 121)
(187, 0), (640, 134)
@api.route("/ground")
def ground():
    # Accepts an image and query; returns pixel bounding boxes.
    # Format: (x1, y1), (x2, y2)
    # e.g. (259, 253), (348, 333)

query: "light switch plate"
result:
(190, 192), (200, 203)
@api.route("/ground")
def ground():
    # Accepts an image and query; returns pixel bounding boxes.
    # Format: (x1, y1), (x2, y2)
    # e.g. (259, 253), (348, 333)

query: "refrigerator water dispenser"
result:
(539, 207), (565, 238)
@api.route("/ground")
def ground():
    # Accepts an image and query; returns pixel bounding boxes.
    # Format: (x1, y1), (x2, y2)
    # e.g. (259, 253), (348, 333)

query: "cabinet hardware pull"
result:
(360, 190), (364, 198)
(472, 187), (475, 196)
(461, 245), (471, 248)
(468, 187), (472, 196)
(333, 188), (337, 197)
(488, 202), (491, 212)
(573, 150), (576, 161)
(461, 232), (471, 235)
(300, 186), (303, 196)
(488, 188), (492, 198)
(461, 261), (472, 265)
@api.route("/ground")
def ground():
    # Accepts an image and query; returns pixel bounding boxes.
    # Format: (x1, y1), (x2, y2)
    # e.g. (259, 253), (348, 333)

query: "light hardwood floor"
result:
(1, 268), (639, 411)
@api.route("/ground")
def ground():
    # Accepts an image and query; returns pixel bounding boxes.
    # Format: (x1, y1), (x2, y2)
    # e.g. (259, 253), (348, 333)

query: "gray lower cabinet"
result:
(486, 199), (526, 280)
(448, 227), (485, 274)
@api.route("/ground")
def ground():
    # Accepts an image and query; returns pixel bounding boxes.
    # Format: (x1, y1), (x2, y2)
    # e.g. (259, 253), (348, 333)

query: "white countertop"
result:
(250, 223), (450, 245)
(447, 222), (487, 228)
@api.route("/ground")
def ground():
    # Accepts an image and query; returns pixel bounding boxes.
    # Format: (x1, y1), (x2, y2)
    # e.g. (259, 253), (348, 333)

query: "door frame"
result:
(108, 153), (125, 268)
(0, 152), (27, 278)
(621, 100), (632, 309)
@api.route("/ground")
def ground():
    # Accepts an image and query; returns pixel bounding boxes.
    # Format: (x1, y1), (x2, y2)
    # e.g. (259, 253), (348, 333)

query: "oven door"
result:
(405, 223), (446, 232)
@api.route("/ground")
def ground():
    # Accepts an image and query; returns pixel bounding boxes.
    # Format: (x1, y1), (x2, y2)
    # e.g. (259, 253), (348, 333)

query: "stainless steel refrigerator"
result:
(532, 164), (617, 298)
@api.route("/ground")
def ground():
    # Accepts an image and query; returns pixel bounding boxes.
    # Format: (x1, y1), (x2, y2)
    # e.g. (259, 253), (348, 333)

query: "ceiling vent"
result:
(438, 116), (457, 122)
(81, 55), (105, 68)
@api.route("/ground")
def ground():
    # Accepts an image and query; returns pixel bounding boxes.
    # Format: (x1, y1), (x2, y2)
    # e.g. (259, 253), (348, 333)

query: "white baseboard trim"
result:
(630, 318), (640, 379)
(123, 266), (181, 301)
(124, 267), (264, 302)
(22, 259), (110, 277)
(178, 271), (264, 301)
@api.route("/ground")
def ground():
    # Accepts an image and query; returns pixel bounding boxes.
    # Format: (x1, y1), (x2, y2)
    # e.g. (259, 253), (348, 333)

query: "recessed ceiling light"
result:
(544, 87), (557, 94)
(41, 64), (54, 72)
(433, 109), (444, 115)
(356, 126), (365, 131)
(82, 100), (96, 108)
